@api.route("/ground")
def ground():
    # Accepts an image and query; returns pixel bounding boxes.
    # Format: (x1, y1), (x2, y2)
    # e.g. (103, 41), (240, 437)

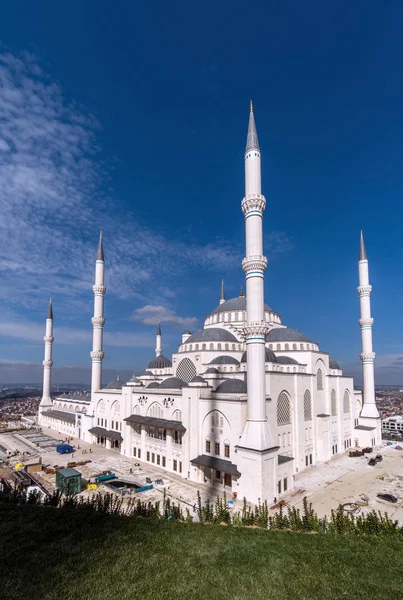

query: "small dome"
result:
(211, 296), (276, 316)
(190, 375), (206, 383)
(147, 355), (172, 369)
(205, 367), (219, 374)
(276, 355), (299, 365)
(147, 381), (160, 388)
(241, 348), (278, 363)
(105, 379), (125, 389)
(138, 369), (153, 376)
(209, 355), (240, 365)
(129, 375), (141, 383)
(266, 328), (314, 343)
(159, 377), (188, 389)
(215, 379), (247, 394)
(185, 328), (238, 344)
(329, 359), (340, 370)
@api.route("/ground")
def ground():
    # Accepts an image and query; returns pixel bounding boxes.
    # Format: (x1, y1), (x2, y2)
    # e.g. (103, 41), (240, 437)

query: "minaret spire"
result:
(220, 279), (226, 305)
(357, 232), (380, 427)
(359, 230), (367, 261)
(156, 321), (162, 357)
(96, 230), (104, 262)
(245, 100), (260, 152)
(39, 298), (54, 414)
(237, 102), (277, 505)
(90, 233), (106, 393)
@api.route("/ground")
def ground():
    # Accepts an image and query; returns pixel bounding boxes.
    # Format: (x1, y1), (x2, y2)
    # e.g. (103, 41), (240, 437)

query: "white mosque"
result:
(38, 104), (381, 504)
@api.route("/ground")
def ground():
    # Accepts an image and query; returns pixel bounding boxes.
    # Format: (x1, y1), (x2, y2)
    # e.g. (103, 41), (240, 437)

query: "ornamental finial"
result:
(250, 99), (253, 113)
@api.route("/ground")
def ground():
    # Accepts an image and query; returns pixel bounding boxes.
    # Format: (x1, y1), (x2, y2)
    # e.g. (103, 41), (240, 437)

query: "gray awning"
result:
(190, 454), (241, 477)
(88, 426), (123, 442)
(355, 425), (376, 431)
(42, 410), (76, 423)
(124, 414), (186, 432)
(278, 455), (294, 465)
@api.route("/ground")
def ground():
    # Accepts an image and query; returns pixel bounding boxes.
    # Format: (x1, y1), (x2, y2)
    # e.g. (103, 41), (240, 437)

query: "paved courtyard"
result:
(2, 428), (403, 521)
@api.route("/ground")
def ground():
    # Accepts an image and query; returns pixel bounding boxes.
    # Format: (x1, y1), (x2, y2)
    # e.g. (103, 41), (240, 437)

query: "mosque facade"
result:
(38, 105), (381, 504)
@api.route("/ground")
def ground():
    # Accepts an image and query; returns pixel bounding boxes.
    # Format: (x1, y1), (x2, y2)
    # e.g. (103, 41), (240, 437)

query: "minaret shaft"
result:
(40, 299), (54, 409)
(91, 233), (106, 393)
(156, 322), (162, 357)
(239, 107), (273, 449)
(357, 234), (379, 419)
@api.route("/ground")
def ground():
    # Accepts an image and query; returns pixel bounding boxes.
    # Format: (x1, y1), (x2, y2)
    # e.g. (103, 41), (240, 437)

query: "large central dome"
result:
(211, 296), (276, 315)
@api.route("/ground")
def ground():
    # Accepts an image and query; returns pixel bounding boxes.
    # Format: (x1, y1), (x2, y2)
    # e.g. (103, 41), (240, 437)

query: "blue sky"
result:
(0, 1), (403, 384)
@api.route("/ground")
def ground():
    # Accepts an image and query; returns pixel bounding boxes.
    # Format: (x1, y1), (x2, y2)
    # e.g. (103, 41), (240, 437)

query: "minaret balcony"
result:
(242, 255), (267, 274)
(93, 284), (106, 294)
(358, 317), (374, 327)
(241, 194), (266, 215)
(242, 322), (270, 339)
(42, 360), (53, 367)
(92, 316), (106, 326)
(357, 285), (372, 296)
(360, 352), (375, 361)
(90, 350), (105, 360)
(43, 336), (54, 343)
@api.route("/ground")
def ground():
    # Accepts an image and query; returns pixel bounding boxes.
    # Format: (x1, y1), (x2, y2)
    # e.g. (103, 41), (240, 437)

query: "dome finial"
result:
(239, 284), (244, 297)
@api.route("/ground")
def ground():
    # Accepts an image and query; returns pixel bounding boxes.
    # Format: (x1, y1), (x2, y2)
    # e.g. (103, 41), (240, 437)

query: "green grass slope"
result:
(0, 503), (402, 600)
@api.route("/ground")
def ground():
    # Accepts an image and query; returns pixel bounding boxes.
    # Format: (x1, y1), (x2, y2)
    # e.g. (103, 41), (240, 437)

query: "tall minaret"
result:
(220, 279), (226, 304)
(237, 102), (276, 504)
(90, 231), (106, 393)
(155, 322), (162, 357)
(39, 298), (54, 411)
(358, 231), (379, 419)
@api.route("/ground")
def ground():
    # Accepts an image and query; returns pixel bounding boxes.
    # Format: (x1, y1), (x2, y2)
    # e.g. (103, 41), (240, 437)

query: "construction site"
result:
(1, 425), (403, 521)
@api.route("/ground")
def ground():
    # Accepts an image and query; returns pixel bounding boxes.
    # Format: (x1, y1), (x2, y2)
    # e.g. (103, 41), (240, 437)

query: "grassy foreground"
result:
(1, 503), (402, 600)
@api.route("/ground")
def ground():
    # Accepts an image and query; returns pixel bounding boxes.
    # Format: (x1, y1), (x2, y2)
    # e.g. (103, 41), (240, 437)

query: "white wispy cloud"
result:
(0, 50), (294, 330)
(132, 305), (198, 327)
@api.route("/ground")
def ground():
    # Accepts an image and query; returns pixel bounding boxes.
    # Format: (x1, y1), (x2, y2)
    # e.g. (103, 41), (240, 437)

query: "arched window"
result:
(343, 391), (350, 413)
(112, 401), (120, 414)
(148, 402), (163, 418)
(285, 343), (289, 351)
(195, 344), (199, 351)
(303, 390), (312, 421)
(176, 357), (197, 382)
(269, 344), (273, 350)
(172, 409), (182, 421)
(331, 390), (337, 416)
(232, 344), (235, 351)
(217, 343), (222, 350)
(98, 400), (105, 411)
(283, 433), (286, 446)
(277, 344), (281, 351)
(277, 392), (291, 425)
(209, 343), (214, 350)
(293, 344), (297, 350)
(316, 368), (323, 390)
(202, 343), (206, 351)
(300, 344), (303, 350)
(133, 405), (140, 415)
(225, 343), (229, 351)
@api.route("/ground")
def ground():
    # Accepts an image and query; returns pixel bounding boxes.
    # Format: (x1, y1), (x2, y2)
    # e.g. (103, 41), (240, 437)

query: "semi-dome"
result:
(147, 355), (172, 369)
(329, 359), (340, 370)
(211, 296), (276, 315)
(215, 379), (247, 394)
(190, 375), (206, 383)
(159, 377), (188, 389)
(105, 379), (125, 389)
(266, 328), (314, 343)
(147, 381), (160, 388)
(241, 348), (278, 363)
(209, 355), (240, 365)
(204, 367), (219, 374)
(185, 328), (238, 344)
(276, 355), (299, 365)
